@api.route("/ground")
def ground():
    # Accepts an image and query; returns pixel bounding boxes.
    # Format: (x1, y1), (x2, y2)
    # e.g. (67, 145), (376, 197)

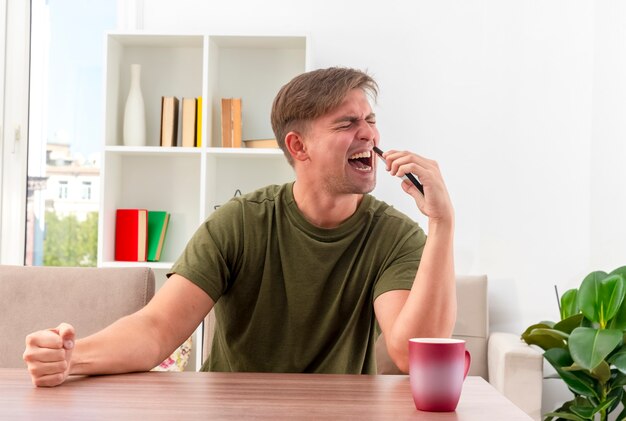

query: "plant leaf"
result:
(521, 324), (566, 350)
(608, 268), (626, 330)
(544, 348), (598, 398)
(522, 322), (554, 337)
(522, 331), (567, 351)
(600, 274), (626, 323)
(543, 412), (585, 421)
(581, 317), (595, 328)
(610, 266), (626, 279)
(617, 391), (626, 421)
(609, 351), (626, 374)
(590, 395), (618, 417)
(561, 288), (579, 320)
(607, 387), (623, 413)
(569, 396), (594, 419)
(529, 328), (569, 340)
(545, 399), (580, 421)
(578, 271), (609, 324)
(609, 299), (626, 330)
(569, 405), (594, 419)
(554, 314), (585, 334)
(590, 360), (611, 383)
(569, 327), (623, 371)
(610, 371), (626, 390)
(562, 362), (584, 371)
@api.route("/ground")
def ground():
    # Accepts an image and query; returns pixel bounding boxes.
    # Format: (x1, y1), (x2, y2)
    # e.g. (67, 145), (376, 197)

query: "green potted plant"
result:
(522, 266), (626, 421)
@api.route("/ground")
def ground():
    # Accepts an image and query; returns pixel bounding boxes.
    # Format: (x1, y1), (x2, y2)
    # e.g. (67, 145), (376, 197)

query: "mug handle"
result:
(463, 350), (471, 379)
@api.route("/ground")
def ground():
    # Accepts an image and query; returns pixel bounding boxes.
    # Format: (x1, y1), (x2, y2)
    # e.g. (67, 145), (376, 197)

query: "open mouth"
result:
(348, 151), (373, 171)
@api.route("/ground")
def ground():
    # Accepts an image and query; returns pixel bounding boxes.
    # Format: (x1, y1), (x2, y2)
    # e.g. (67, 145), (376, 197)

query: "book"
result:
(231, 98), (242, 148)
(180, 97), (197, 147)
(243, 138), (278, 149)
(221, 98), (232, 147)
(160, 96), (179, 147)
(115, 209), (148, 262)
(196, 96), (202, 147)
(147, 211), (170, 262)
(220, 97), (242, 147)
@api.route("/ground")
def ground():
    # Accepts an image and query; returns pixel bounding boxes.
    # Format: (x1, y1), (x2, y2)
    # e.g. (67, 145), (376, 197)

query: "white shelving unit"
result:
(97, 32), (307, 370)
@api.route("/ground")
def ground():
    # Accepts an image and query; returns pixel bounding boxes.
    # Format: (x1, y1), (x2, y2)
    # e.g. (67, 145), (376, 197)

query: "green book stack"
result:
(147, 211), (170, 262)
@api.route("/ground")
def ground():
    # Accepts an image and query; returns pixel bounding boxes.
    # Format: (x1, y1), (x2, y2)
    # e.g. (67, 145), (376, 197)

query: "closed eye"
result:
(332, 121), (355, 131)
(332, 114), (376, 130)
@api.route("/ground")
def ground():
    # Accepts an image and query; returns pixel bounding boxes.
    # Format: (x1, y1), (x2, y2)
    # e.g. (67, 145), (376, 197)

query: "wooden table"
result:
(1, 369), (532, 420)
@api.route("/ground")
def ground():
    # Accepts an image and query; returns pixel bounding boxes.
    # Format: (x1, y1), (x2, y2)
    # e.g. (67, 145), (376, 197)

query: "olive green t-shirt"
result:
(170, 182), (426, 374)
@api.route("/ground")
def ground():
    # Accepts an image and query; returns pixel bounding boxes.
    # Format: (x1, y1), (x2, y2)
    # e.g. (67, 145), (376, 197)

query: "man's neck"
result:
(292, 181), (363, 229)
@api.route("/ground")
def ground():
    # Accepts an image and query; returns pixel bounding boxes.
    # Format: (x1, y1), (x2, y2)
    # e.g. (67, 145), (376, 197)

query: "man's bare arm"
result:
(374, 221), (456, 373)
(24, 274), (214, 386)
(373, 150), (456, 373)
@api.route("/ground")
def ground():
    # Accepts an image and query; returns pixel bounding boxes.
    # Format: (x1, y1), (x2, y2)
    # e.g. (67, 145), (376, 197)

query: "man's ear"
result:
(285, 131), (309, 162)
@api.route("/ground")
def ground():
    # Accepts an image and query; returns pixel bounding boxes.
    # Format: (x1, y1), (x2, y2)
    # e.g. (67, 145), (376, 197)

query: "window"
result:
(26, 0), (117, 266)
(57, 181), (68, 200)
(0, 0), (30, 264)
(81, 181), (92, 200)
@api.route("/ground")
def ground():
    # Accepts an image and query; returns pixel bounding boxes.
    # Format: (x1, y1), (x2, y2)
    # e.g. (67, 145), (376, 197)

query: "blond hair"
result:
(271, 67), (378, 165)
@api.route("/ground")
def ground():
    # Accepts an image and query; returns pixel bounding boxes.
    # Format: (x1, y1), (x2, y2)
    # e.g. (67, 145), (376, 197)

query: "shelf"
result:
(209, 35), (305, 49)
(105, 34), (204, 148)
(100, 31), (305, 270)
(104, 145), (284, 157)
(107, 33), (204, 48)
(104, 146), (204, 156)
(206, 36), (306, 146)
(205, 147), (284, 157)
(100, 261), (174, 270)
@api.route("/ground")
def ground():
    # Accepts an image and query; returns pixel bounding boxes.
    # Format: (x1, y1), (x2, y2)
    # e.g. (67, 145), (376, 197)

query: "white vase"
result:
(123, 64), (146, 146)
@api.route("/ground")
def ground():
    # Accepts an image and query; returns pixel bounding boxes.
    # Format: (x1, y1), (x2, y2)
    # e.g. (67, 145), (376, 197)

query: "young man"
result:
(23, 67), (456, 387)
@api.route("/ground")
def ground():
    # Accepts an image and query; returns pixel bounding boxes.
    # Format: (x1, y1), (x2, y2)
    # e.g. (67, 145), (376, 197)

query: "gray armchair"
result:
(0, 265), (155, 368)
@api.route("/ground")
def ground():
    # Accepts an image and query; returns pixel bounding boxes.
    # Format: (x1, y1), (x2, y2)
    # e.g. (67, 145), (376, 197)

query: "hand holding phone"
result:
(372, 146), (424, 195)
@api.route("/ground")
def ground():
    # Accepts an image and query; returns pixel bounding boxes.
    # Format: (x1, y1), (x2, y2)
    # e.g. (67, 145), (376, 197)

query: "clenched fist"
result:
(23, 323), (75, 387)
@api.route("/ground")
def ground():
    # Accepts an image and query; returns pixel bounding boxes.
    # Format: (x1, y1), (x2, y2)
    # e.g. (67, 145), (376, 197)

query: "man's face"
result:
(302, 89), (379, 195)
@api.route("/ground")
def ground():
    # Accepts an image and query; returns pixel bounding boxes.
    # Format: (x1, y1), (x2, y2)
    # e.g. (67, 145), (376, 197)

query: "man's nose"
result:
(356, 120), (377, 141)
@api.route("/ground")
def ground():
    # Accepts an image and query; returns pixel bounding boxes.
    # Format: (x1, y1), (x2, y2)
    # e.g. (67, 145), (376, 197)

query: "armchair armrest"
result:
(488, 332), (543, 421)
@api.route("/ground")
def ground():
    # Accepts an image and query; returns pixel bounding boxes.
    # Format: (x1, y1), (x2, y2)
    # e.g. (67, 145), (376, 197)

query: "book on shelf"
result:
(220, 97), (242, 147)
(221, 98), (232, 147)
(115, 209), (148, 262)
(196, 96), (202, 147)
(231, 98), (242, 148)
(243, 138), (278, 149)
(160, 96), (179, 147)
(147, 211), (170, 262)
(180, 97), (197, 147)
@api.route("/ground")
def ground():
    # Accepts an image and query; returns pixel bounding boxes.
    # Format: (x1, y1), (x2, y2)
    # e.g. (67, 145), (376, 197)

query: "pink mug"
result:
(409, 338), (471, 412)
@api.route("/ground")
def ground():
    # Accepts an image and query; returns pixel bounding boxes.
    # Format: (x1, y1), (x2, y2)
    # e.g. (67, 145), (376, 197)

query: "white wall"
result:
(591, 2), (626, 272)
(141, 0), (626, 415)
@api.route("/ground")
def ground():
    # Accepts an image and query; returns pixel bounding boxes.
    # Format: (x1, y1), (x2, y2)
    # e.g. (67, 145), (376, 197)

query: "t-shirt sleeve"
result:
(167, 200), (243, 303)
(372, 226), (427, 301)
